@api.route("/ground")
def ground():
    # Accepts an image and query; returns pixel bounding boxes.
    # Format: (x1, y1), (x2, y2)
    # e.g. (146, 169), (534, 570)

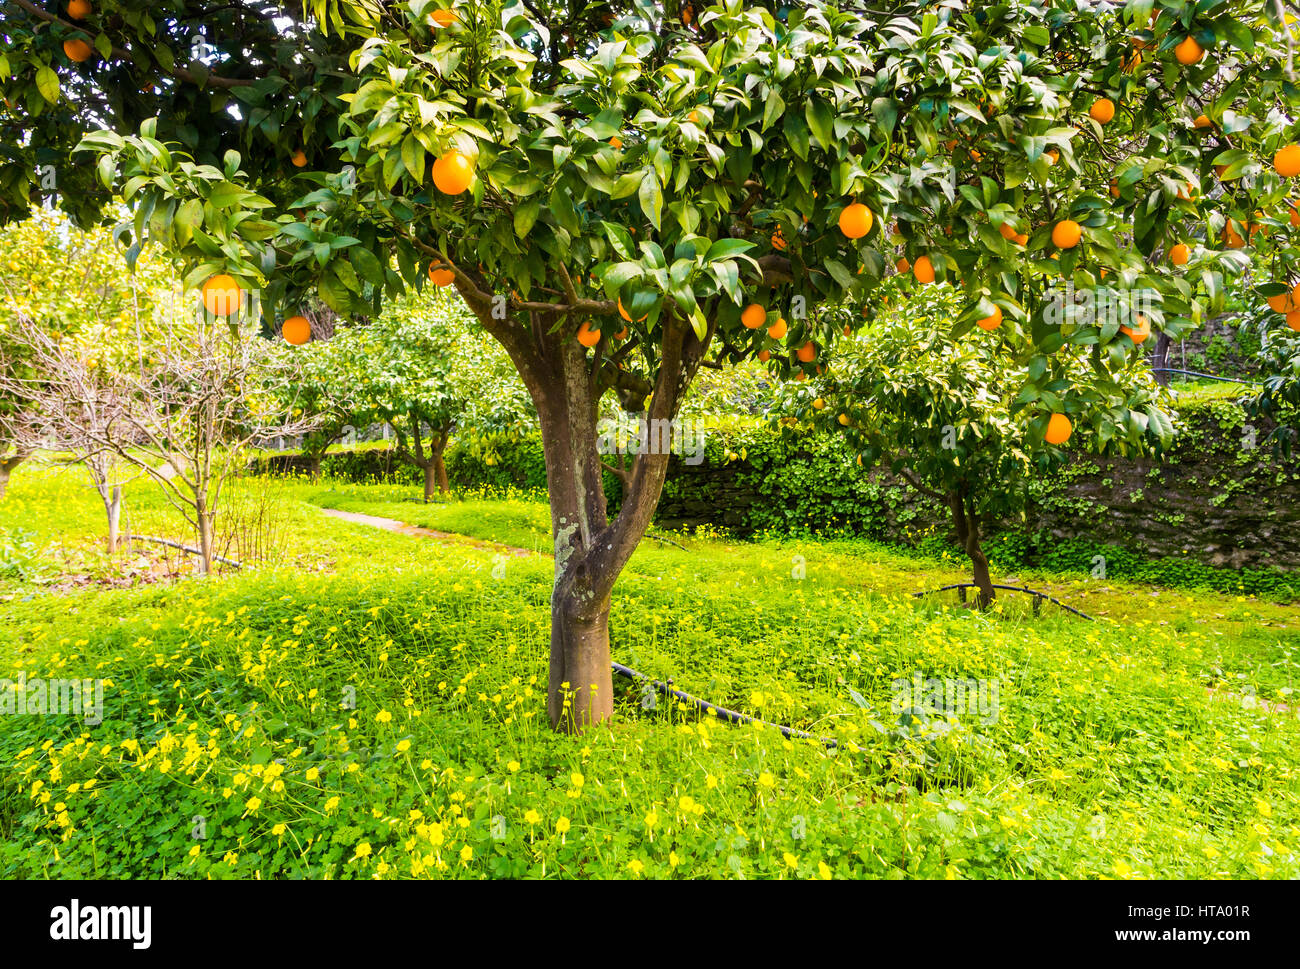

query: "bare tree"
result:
(0, 308), (316, 573)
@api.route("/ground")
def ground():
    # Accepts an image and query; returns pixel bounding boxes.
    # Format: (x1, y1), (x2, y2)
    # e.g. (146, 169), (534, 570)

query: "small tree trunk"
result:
(949, 492), (995, 610)
(309, 453), (323, 481)
(104, 486), (123, 553)
(433, 432), (450, 494)
(0, 453), (26, 500)
(422, 463), (439, 502)
(196, 506), (216, 575)
(1152, 331), (1172, 386)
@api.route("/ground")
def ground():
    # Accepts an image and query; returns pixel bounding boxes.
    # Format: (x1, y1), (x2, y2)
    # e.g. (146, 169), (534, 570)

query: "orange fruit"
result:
(1121, 315), (1151, 344)
(1045, 413), (1073, 445)
(1288, 311), (1300, 331)
(1222, 224), (1247, 249)
(1274, 144), (1300, 178)
(432, 151), (473, 194)
(688, 110), (702, 124)
(757, 349), (771, 362)
(615, 326), (628, 340)
(1109, 178), (1121, 199)
(1089, 98), (1115, 124)
(202, 274), (243, 317)
(740, 303), (767, 329)
(970, 149), (983, 162)
(1052, 220), (1083, 249)
(771, 228), (787, 251)
(896, 257), (910, 275)
(843, 325), (852, 336)
(838, 203), (873, 239)
(1174, 36), (1204, 65)
(1290, 200), (1300, 227)
(976, 306), (1003, 331)
(998, 222), (1018, 241)
(430, 8), (456, 28)
(1193, 114), (1212, 129)
(291, 149), (308, 168)
(1266, 282), (1300, 313)
(577, 322), (601, 347)
(609, 136), (623, 149)
(1169, 243), (1190, 266)
(796, 342), (816, 363)
(767, 317), (788, 340)
(1014, 232), (1028, 245)
(63, 38), (94, 62)
(1045, 148), (1059, 166)
(428, 263), (455, 287)
(68, 0), (92, 18)
(282, 316), (312, 345)
(912, 255), (935, 284)
(617, 299), (646, 323)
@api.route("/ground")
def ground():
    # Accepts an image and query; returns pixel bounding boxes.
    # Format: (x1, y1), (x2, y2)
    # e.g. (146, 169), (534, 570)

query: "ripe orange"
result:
(1014, 232), (1028, 245)
(812, 398), (826, 411)
(998, 222), (1018, 241)
(771, 228), (787, 251)
(740, 303), (767, 329)
(1170, 243), (1190, 266)
(796, 342), (816, 363)
(282, 315), (311, 345)
(1045, 148), (1059, 166)
(1193, 114), (1212, 129)
(688, 110), (702, 124)
(1052, 220), (1083, 249)
(291, 150), (308, 168)
(430, 8), (456, 28)
(68, 0), (92, 18)
(1109, 178), (1121, 199)
(609, 136), (623, 149)
(970, 149), (983, 162)
(1222, 224), (1246, 249)
(1274, 144), (1300, 178)
(1266, 283), (1300, 313)
(913, 255), (935, 284)
(976, 306), (1003, 331)
(432, 151), (473, 194)
(1288, 311), (1300, 332)
(617, 299), (646, 323)
(202, 274), (243, 318)
(896, 257), (910, 275)
(1089, 98), (1115, 125)
(428, 263), (455, 287)
(63, 38), (94, 62)
(843, 324), (852, 336)
(1291, 200), (1300, 228)
(767, 317), (788, 340)
(757, 349), (771, 362)
(1174, 36), (1204, 65)
(1121, 315), (1151, 344)
(577, 321), (601, 347)
(838, 203), (873, 239)
(838, 413), (851, 426)
(1045, 413), (1073, 445)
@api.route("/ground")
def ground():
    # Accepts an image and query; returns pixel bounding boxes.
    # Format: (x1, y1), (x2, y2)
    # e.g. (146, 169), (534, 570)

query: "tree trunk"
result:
(0, 452), (27, 500)
(103, 485), (123, 553)
(308, 452), (323, 481)
(1152, 331), (1172, 386)
(949, 491), (995, 609)
(454, 284), (714, 734)
(196, 506), (215, 575)
(433, 432), (450, 495)
(422, 463), (439, 502)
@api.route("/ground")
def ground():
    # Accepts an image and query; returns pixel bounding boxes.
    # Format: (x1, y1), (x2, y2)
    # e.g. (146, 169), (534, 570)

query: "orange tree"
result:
(6, 0), (1300, 729)
(787, 284), (1170, 607)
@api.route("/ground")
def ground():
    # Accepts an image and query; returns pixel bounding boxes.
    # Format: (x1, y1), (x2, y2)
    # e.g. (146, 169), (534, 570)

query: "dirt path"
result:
(317, 506), (545, 559)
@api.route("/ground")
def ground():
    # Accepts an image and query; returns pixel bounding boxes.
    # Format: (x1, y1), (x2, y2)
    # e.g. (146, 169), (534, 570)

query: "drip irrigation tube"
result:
(610, 662), (849, 751)
(912, 583), (1095, 620)
(1151, 368), (1258, 385)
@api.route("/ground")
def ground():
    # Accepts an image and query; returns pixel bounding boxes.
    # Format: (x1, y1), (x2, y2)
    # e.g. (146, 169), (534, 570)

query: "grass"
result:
(1, 465), (1298, 879)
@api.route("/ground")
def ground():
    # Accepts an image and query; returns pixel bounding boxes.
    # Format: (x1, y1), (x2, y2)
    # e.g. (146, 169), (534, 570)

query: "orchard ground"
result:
(0, 462), (1297, 879)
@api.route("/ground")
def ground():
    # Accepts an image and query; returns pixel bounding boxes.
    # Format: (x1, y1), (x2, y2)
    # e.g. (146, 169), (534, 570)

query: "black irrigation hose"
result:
(911, 583), (1096, 621)
(610, 661), (849, 751)
(1151, 368), (1259, 385)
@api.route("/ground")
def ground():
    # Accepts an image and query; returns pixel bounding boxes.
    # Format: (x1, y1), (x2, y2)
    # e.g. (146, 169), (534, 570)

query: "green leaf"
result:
(638, 170), (663, 230)
(35, 66), (59, 104)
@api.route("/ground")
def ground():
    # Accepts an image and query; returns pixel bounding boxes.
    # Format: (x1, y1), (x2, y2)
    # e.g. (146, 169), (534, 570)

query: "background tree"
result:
(9, 0), (1300, 729)
(792, 285), (1173, 607)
